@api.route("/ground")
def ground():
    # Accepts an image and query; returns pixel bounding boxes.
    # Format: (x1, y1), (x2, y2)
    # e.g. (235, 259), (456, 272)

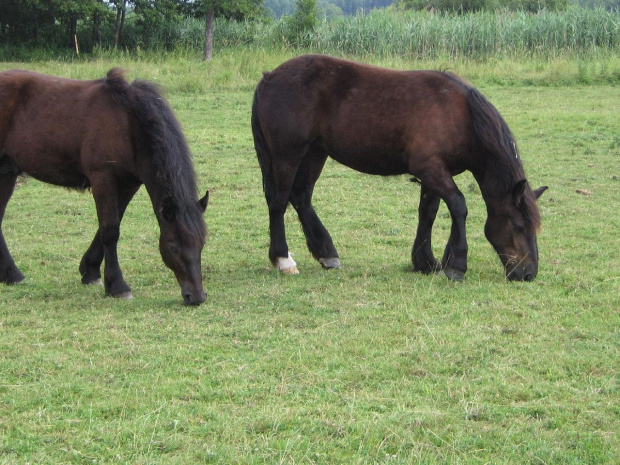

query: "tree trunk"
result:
(114, 0), (126, 48)
(203, 7), (215, 61)
(33, 11), (38, 40)
(69, 16), (77, 50)
(93, 8), (101, 47)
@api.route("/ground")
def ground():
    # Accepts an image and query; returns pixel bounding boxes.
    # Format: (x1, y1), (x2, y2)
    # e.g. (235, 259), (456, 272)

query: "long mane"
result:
(446, 72), (541, 230)
(103, 68), (205, 239)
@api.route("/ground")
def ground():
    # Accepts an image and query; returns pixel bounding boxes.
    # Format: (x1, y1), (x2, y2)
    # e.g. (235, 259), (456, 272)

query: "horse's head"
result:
(158, 192), (209, 305)
(484, 181), (547, 281)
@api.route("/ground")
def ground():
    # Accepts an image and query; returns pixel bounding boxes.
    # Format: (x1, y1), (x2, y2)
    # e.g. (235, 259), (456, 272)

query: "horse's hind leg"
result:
(80, 186), (139, 286)
(290, 148), (340, 269)
(412, 184), (442, 274)
(264, 156), (300, 274)
(0, 169), (24, 284)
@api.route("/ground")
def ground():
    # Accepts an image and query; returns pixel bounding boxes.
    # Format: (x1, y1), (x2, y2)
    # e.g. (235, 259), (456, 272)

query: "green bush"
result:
(283, 0), (320, 46)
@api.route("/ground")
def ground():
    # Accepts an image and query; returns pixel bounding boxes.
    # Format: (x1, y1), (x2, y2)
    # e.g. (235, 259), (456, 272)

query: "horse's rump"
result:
(0, 69), (136, 189)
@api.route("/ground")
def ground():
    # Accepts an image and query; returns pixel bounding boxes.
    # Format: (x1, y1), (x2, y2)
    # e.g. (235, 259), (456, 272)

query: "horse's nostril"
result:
(183, 292), (206, 306)
(524, 273), (534, 282)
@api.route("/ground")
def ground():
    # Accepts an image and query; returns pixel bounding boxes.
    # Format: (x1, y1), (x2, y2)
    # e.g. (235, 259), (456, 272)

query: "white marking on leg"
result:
(275, 253), (299, 274)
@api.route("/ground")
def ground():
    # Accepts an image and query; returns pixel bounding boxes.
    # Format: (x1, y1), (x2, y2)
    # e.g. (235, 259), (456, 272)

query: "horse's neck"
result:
(475, 167), (511, 214)
(142, 175), (169, 214)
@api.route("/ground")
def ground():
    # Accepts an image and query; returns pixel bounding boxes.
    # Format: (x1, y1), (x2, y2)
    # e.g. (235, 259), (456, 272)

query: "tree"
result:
(182, 0), (265, 61)
(281, 0), (318, 46)
(0, 0), (104, 49)
(293, 0), (318, 31)
(112, 0), (127, 47)
(202, 6), (213, 60)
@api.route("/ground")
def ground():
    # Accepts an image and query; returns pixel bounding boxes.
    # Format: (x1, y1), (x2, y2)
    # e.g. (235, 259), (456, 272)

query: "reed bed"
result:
(4, 8), (618, 63)
(210, 7), (620, 60)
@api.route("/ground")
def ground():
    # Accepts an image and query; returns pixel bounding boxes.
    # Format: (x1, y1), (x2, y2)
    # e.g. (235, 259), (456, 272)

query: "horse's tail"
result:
(251, 72), (276, 201)
(103, 68), (204, 236)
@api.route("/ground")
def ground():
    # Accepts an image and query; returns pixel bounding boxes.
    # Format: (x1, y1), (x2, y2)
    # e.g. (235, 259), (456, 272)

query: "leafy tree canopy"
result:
(0, 0), (264, 50)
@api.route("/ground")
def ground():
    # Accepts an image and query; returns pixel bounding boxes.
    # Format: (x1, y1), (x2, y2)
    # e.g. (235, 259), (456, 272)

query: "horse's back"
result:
(0, 70), (118, 137)
(0, 70), (136, 188)
(255, 54), (475, 176)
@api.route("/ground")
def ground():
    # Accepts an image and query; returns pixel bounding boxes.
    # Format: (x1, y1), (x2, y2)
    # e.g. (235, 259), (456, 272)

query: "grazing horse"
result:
(252, 54), (547, 281)
(0, 68), (208, 304)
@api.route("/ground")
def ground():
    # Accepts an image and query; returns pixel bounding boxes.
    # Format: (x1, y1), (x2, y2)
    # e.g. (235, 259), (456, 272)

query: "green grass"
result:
(0, 56), (618, 464)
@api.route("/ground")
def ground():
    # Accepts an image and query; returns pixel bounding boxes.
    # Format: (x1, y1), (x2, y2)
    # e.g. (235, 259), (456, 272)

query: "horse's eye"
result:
(168, 242), (178, 253)
(513, 223), (525, 233)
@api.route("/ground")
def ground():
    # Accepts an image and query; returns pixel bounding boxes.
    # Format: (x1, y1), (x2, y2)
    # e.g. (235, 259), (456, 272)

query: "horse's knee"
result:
(448, 194), (468, 220)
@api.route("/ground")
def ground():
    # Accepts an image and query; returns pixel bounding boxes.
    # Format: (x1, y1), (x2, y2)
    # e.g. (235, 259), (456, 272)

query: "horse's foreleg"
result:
(441, 189), (468, 281)
(290, 150), (340, 269)
(0, 171), (24, 284)
(417, 171), (468, 281)
(90, 182), (133, 299)
(80, 187), (139, 286)
(412, 184), (441, 274)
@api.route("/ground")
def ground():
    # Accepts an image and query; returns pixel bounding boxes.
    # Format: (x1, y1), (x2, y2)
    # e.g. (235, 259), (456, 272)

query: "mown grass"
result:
(0, 56), (618, 463)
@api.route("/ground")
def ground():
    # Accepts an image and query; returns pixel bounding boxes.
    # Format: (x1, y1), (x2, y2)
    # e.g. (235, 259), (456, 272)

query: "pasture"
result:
(0, 53), (618, 463)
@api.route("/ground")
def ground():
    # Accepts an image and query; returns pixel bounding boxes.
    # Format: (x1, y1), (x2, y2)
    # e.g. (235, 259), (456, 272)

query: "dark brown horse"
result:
(252, 54), (547, 281)
(0, 68), (208, 304)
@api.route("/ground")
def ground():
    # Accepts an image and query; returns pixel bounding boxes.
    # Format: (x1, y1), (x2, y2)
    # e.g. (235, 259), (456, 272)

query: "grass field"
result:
(0, 54), (618, 463)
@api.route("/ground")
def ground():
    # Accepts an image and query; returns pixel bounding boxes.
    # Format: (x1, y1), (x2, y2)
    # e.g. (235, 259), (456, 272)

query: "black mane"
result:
(446, 72), (541, 230)
(104, 68), (205, 239)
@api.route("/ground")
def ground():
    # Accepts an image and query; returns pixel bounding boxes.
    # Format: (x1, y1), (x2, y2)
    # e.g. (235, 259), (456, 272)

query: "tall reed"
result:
(207, 7), (620, 60)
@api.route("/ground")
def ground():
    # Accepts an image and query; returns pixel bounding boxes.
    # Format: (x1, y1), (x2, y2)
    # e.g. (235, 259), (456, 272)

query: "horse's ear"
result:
(534, 186), (548, 200)
(512, 179), (527, 205)
(160, 196), (177, 223)
(199, 191), (209, 212)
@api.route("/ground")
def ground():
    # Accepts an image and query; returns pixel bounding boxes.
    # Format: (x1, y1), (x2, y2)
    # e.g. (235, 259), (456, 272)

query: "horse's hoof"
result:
(281, 266), (299, 275)
(444, 268), (465, 282)
(320, 257), (341, 269)
(275, 254), (299, 275)
(2, 271), (25, 285)
(112, 291), (134, 300)
(413, 260), (442, 275)
(84, 278), (103, 286)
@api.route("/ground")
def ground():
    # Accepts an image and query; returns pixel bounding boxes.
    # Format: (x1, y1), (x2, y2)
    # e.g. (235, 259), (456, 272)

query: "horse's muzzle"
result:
(506, 264), (537, 282)
(183, 290), (207, 305)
